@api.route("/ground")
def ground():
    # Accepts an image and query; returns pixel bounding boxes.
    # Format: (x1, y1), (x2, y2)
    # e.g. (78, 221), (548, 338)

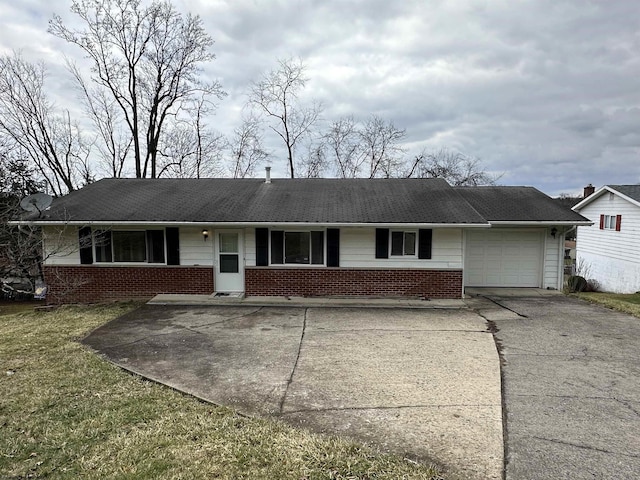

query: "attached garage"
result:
(465, 230), (544, 287)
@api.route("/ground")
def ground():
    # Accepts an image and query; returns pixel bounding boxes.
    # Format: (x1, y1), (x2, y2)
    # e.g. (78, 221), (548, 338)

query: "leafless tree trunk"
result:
(0, 53), (91, 196)
(50, 0), (225, 179)
(406, 148), (500, 185)
(248, 58), (322, 178)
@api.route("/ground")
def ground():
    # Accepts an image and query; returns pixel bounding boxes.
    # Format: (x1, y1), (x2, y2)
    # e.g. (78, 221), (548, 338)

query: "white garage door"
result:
(465, 230), (543, 287)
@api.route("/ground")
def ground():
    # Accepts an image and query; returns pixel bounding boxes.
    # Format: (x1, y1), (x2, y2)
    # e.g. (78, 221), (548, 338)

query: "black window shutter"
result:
(375, 228), (389, 259)
(326, 228), (340, 267)
(165, 227), (180, 265)
(79, 227), (93, 264)
(255, 228), (269, 266)
(271, 230), (284, 264)
(418, 229), (433, 259)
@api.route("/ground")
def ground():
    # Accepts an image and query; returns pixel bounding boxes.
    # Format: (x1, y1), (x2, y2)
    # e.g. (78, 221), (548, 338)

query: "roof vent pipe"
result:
(265, 166), (271, 184)
(583, 183), (595, 198)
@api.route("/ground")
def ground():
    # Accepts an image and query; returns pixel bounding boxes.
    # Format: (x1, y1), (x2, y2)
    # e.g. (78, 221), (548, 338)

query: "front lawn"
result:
(0, 304), (442, 479)
(576, 292), (640, 317)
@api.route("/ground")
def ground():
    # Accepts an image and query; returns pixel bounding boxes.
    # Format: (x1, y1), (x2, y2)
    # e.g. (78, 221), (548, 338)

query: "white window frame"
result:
(389, 230), (417, 257)
(93, 228), (167, 265)
(271, 229), (327, 266)
(603, 215), (616, 230)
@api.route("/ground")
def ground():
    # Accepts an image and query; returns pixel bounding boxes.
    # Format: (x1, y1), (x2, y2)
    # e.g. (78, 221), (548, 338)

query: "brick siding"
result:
(42, 265), (214, 304)
(245, 267), (463, 299)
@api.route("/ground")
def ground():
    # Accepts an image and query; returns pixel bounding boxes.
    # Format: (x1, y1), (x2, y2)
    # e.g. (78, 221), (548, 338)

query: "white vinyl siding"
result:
(42, 227), (81, 265)
(179, 227), (214, 265)
(576, 193), (640, 292)
(244, 228), (256, 267)
(340, 227), (463, 269)
(577, 195), (640, 265)
(465, 229), (544, 287)
(543, 232), (563, 289)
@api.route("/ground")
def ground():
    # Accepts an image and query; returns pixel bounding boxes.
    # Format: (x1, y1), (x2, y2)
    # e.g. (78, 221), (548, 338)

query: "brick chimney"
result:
(583, 184), (595, 198)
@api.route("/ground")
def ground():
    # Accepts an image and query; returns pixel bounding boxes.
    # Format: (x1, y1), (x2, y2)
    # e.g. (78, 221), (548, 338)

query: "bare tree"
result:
(0, 53), (91, 196)
(406, 148), (499, 185)
(248, 58), (322, 178)
(228, 116), (268, 178)
(361, 115), (406, 178)
(50, 0), (225, 179)
(0, 153), (44, 294)
(300, 140), (327, 178)
(157, 125), (226, 178)
(156, 95), (226, 178)
(322, 115), (405, 178)
(323, 116), (362, 178)
(68, 62), (132, 178)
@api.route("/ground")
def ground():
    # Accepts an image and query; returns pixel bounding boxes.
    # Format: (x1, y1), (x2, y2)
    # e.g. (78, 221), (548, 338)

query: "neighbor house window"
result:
(271, 230), (324, 265)
(94, 230), (165, 263)
(390, 231), (416, 256)
(600, 214), (622, 231)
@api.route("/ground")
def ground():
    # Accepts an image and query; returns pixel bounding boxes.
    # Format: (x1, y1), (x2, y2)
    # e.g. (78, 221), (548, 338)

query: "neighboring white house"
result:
(573, 185), (640, 293)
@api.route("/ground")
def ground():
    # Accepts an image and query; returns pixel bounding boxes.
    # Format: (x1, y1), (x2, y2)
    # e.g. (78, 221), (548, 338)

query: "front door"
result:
(214, 230), (244, 292)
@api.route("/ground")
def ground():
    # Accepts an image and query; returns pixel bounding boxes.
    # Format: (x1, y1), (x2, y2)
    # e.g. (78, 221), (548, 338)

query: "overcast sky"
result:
(1, 0), (639, 196)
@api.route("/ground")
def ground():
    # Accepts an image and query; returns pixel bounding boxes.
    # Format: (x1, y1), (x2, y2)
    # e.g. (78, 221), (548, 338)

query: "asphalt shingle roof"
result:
(454, 186), (589, 222)
(34, 178), (588, 225)
(608, 185), (640, 203)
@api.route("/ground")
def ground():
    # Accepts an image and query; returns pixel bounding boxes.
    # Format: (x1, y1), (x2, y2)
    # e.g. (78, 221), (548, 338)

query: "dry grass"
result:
(0, 301), (42, 316)
(576, 292), (640, 318)
(0, 304), (442, 479)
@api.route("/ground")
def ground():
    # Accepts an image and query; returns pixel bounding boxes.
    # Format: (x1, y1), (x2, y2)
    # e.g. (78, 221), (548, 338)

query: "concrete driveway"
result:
(479, 294), (640, 480)
(83, 305), (503, 480)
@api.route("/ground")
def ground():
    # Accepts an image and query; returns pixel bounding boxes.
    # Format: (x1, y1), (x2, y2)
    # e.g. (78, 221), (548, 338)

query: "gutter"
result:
(489, 221), (594, 226)
(10, 220), (494, 228)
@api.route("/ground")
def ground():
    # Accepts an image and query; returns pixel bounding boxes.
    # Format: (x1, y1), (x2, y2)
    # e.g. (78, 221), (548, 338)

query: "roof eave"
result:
(489, 220), (594, 226)
(12, 220), (493, 228)
(573, 185), (640, 211)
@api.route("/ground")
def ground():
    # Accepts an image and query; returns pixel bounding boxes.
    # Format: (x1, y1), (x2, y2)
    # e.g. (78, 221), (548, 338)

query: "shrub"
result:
(567, 275), (588, 293)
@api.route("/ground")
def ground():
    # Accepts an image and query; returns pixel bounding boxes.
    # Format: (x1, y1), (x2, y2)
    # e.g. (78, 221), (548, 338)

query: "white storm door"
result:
(214, 230), (244, 292)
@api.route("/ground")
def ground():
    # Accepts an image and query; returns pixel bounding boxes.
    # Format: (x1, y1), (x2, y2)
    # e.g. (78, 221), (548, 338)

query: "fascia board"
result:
(572, 186), (609, 210)
(11, 220), (493, 228)
(489, 220), (594, 226)
(572, 185), (640, 211)
(571, 185), (640, 212)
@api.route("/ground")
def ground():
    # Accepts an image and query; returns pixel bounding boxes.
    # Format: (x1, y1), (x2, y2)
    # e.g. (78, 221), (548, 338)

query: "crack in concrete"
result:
(281, 403), (501, 415)
(180, 309), (264, 335)
(472, 305), (509, 480)
(184, 306), (265, 329)
(530, 436), (640, 459)
(475, 295), (528, 318)
(278, 307), (307, 415)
